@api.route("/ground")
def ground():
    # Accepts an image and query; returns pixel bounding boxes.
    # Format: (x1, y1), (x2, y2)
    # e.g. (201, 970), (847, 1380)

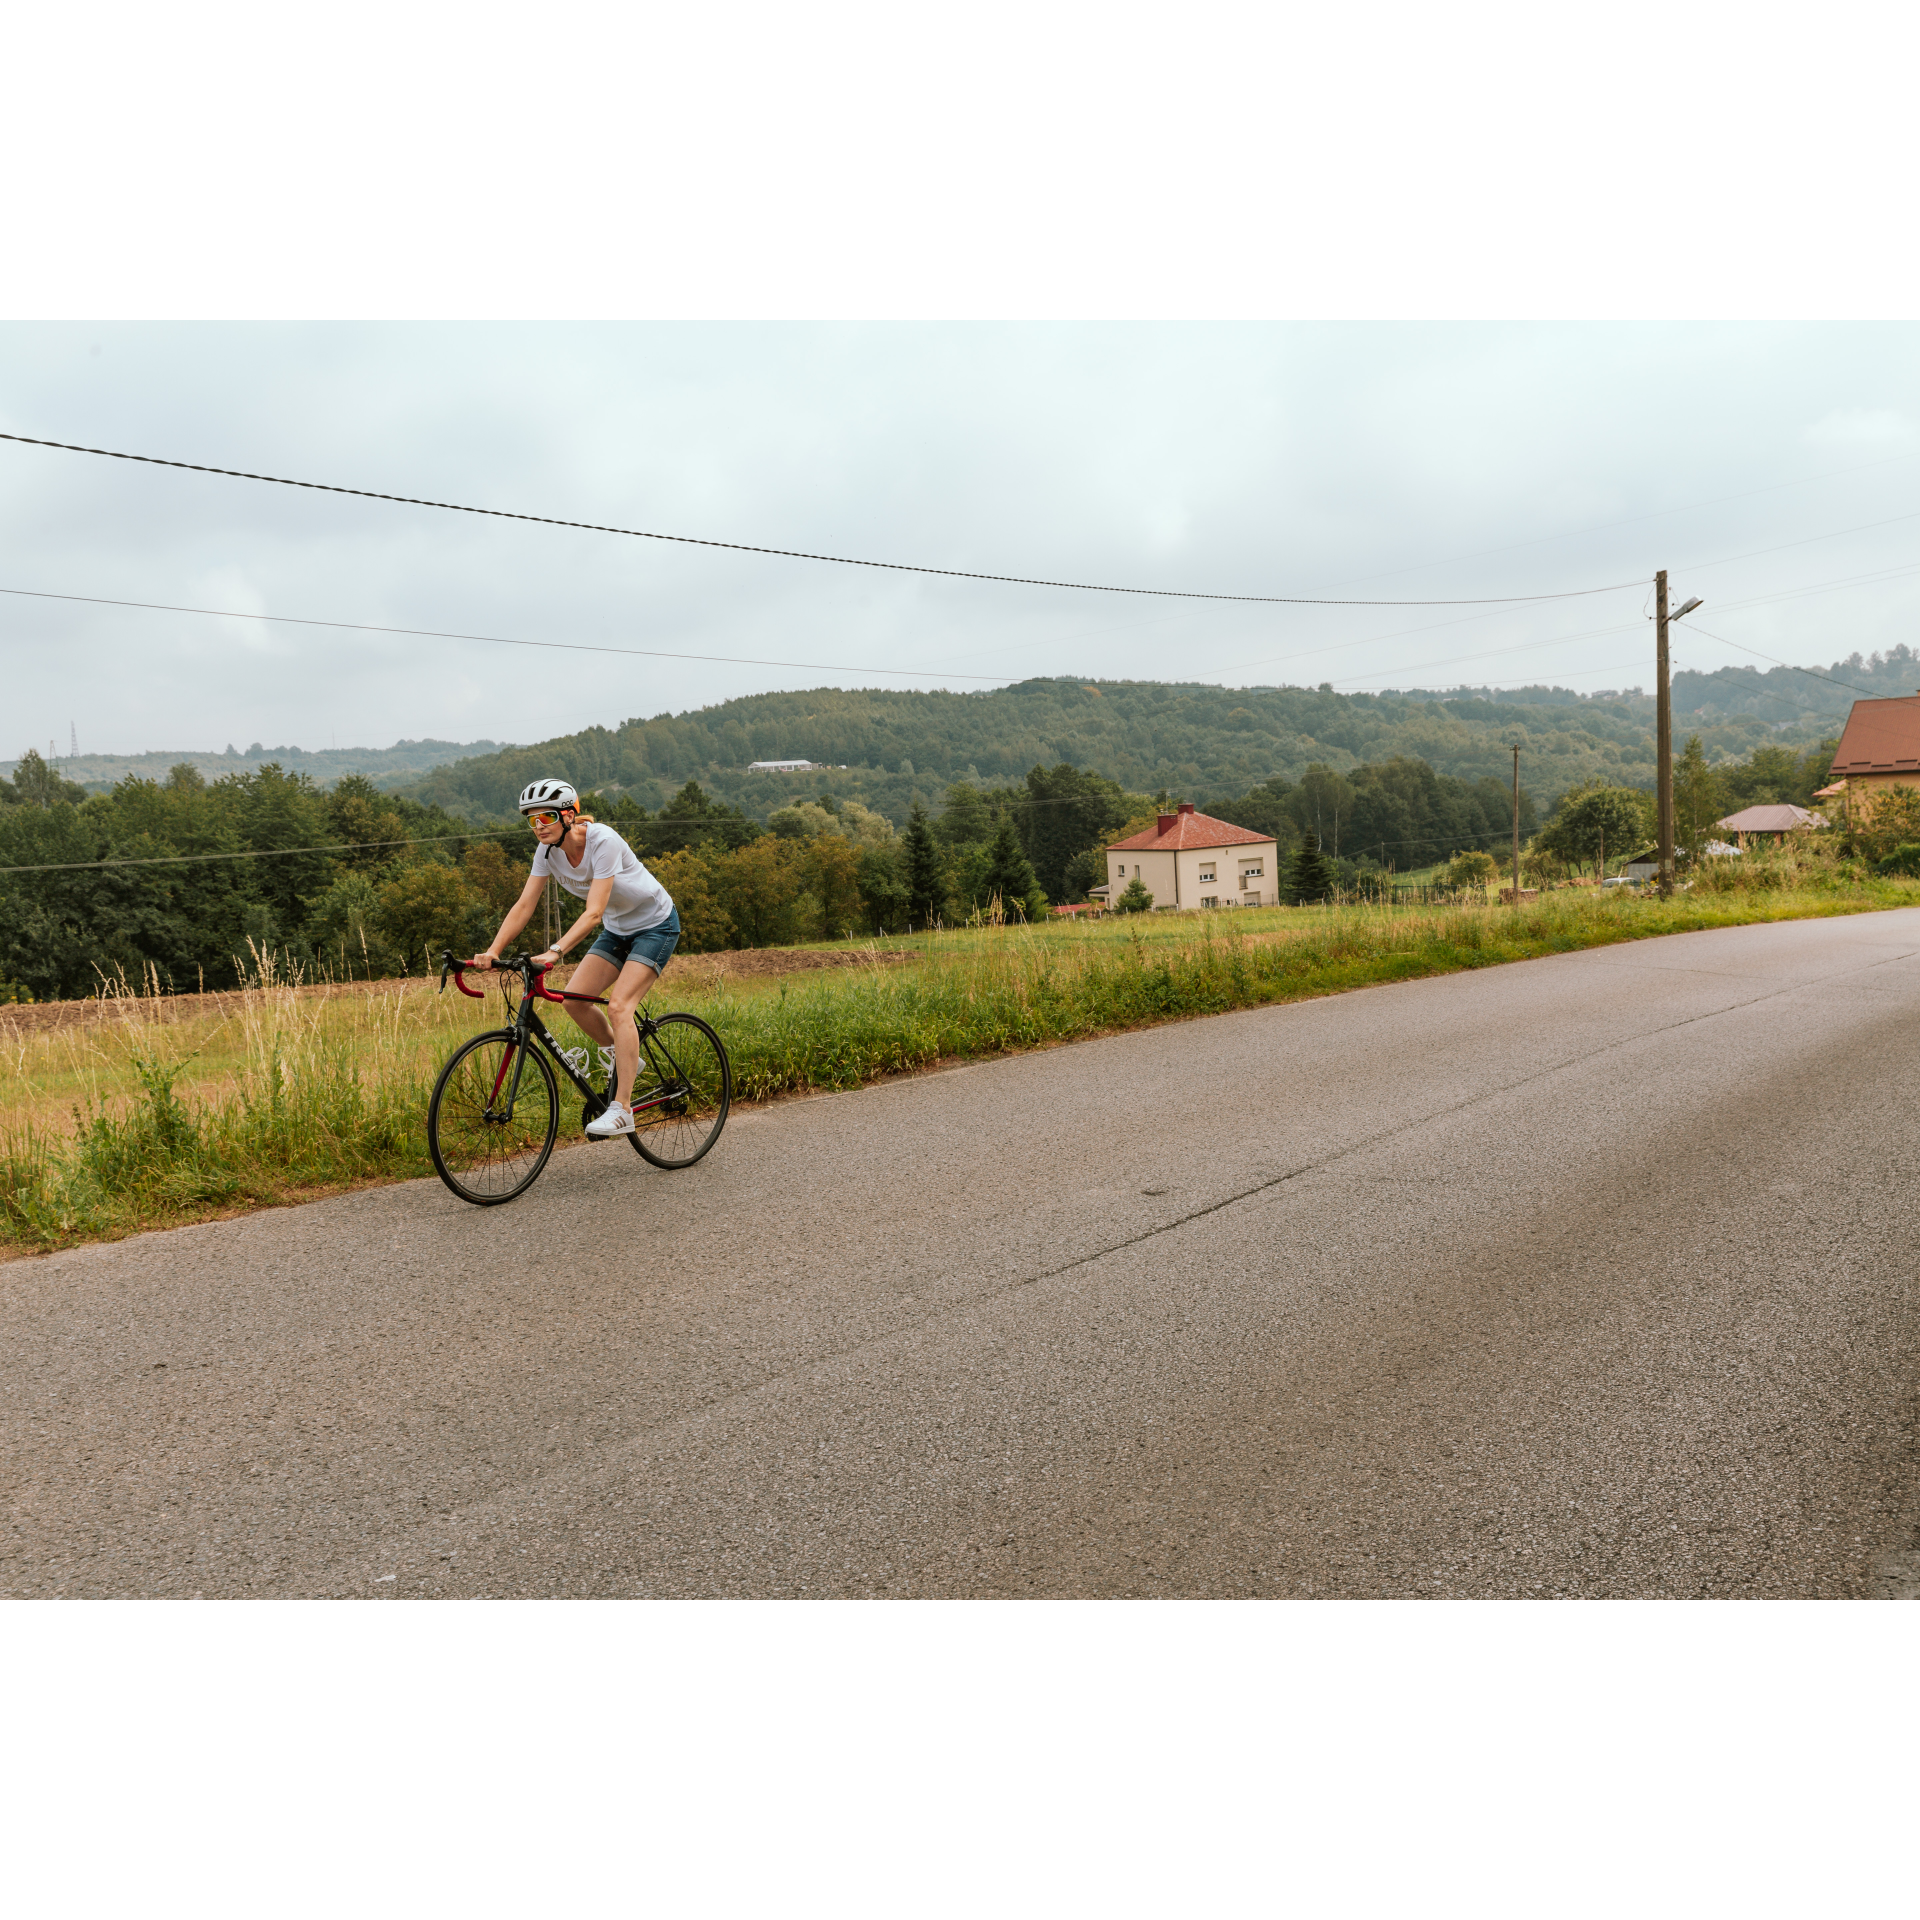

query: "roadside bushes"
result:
(1875, 843), (1920, 877)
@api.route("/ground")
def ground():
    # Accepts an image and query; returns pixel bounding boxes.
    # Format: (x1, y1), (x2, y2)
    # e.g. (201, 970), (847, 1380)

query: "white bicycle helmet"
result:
(518, 778), (578, 815)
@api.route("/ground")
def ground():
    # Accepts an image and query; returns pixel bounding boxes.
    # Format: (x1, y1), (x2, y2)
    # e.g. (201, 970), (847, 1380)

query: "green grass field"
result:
(5, 876), (1915, 1254)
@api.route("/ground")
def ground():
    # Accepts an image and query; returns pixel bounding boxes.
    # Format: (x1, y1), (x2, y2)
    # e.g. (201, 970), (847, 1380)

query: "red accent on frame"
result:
(531, 965), (608, 1007)
(489, 1046), (515, 1104)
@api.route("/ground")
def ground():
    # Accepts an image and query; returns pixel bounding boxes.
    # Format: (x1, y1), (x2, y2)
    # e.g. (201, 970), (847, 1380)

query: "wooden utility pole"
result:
(1510, 743), (1522, 904)
(1655, 569), (1675, 896)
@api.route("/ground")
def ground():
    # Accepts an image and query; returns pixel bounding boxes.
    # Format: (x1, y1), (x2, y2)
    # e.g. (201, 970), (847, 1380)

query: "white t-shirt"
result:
(531, 822), (674, 935)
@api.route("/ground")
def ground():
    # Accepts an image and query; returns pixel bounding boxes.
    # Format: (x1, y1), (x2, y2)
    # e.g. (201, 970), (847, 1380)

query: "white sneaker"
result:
(585, 1101), (635, 1138)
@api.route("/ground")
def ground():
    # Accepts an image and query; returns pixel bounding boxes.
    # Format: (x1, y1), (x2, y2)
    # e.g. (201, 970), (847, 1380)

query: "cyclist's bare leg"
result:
(557, 954), (619, 1050)
(603, 959), (659, 1104)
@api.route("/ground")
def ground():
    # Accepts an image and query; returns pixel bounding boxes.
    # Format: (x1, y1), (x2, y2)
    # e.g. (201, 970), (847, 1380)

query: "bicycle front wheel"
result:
(629, 1012), (731, 1169)
(428, 1030), (560, 1204)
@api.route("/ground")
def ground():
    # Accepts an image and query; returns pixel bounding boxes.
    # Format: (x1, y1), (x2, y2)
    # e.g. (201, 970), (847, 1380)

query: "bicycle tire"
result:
(628, 1011), (731, 1170)
(428, 1029), (560, 1205)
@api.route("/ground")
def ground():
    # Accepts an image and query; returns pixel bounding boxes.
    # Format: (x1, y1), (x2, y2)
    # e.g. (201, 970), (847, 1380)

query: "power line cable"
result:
(0, 431), (1644, 609)
(1682, 623), (1889, 699)
(0, 585), (1009, 683)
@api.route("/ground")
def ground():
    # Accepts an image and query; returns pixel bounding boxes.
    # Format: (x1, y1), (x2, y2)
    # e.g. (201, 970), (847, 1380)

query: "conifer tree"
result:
(903, 800), (945, 928)
(1115, 873), (1155, 913)
(1289, 828), (1333, 905)
(982, 816), (1047, 920)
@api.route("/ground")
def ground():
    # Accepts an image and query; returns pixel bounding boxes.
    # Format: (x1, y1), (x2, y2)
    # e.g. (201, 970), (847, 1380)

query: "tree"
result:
(855, 841), (912, 934)
(377, 861), (485, 972)
(1289, 829), (1334, 904)
(5, 749), (89, 809)
(980, 817), (1047, 920)
(1843, 783), (1920, 863)
(304, 869), (397, 977)
(1289, 765), (1357, 860)
(1061, 846), (1107, 901)
(1444, 849), (1499, 891)
(936, 780), (1011, 848)
(1536, 784), (1651, 879)
(1114, 874), (1155, 913)
(808, 833), (865, 939)
(709, 836), (810, 948)
(644, 850), (734, 952)
(652, 779), (757, 855)
(461, 839), (525, 920)
(1673, 735), (1718, 861)
(902, 801), (944, 928)
(1017, 762), (1136, 902)
(1198, 775), (1299, 846)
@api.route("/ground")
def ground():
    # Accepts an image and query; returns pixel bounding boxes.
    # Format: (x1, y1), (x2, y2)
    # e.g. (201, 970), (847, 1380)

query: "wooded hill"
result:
(398, 651), (1911, 829)
(1, 737), (510, 794)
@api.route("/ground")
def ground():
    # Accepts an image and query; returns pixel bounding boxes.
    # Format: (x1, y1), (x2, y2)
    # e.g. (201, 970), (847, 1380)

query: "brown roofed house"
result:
(1816, 692), (1920, 820)
(1715, 804), (1827, 848)
(1106, 802), (1280, 910)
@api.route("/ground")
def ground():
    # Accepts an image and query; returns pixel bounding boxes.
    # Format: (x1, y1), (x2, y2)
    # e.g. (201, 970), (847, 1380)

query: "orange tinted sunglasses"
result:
(526, 809), (566, 828)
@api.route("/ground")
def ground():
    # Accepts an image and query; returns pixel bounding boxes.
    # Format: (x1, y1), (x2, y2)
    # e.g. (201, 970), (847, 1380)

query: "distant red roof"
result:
(1108, 803), (1275, 852)
(1829, 693), (1920, 776)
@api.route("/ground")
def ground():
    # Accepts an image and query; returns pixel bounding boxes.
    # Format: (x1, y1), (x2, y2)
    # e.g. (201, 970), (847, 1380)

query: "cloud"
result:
(4, 322), (1920, 758)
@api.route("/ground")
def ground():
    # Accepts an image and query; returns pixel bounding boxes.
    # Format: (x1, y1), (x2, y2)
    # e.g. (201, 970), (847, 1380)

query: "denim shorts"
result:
(588, 906), (680, 975)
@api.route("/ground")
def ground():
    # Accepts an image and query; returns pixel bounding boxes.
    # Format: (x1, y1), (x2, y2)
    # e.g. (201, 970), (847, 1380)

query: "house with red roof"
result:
(1101, 802), (1280, 910)
(1812, 692), (1920, 819)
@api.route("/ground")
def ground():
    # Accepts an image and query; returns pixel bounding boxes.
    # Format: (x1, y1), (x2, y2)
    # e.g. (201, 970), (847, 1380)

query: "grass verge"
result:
(5, 880), (1915, 1254)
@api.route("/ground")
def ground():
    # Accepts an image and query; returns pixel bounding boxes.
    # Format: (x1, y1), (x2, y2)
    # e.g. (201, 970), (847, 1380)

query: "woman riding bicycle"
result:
(472, 779), (679, 1139)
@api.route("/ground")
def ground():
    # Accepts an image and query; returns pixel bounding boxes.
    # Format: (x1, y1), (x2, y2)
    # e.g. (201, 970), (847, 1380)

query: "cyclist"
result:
(472, 778), (680, 1138)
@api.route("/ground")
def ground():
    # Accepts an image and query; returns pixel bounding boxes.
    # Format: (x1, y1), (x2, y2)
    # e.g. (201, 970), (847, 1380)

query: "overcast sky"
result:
(4, 321), (1918, 759)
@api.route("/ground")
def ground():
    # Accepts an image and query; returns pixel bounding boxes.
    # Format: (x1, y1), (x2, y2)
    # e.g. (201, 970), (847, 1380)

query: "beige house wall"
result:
(1107, 839), (1278, 910)
(1831, 773), (1920, 814)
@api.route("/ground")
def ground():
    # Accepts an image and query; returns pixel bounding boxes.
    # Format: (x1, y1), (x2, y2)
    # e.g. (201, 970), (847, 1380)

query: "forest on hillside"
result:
(397, 649), (1913, 829)
(0, 723), (1848, 1000)
(1, 736), (510, 794)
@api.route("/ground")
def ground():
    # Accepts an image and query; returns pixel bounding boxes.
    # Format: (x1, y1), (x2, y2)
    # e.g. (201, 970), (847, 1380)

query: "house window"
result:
(1198, 868), (1216, 883)
(1241, 865), (1263, 879)
(1201, 895), (1218, 908)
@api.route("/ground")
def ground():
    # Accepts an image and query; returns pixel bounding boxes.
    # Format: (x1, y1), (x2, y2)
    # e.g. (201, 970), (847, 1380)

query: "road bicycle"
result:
(427, 950), (731, 1205)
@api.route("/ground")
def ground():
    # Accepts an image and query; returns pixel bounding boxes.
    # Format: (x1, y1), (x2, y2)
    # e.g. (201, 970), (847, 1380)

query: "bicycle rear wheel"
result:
(629, 1012), (731, 1169)
(428, 1030), (560, 1204)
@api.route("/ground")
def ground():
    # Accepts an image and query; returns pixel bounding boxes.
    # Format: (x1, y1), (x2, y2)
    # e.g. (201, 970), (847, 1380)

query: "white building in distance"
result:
(1102, 802), (1279, 909)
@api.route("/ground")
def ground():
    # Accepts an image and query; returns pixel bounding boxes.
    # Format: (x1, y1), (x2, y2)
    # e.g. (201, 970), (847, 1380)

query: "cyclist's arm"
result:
(545, 876), (614, 959)
(473, 872), (549, 968)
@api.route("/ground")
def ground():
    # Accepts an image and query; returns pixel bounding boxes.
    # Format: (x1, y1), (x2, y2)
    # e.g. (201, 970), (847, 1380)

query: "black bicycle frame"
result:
(440, 952), (688, 1122)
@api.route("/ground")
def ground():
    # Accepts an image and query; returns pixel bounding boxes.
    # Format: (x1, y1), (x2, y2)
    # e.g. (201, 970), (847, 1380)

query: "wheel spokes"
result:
(630, 1018), (728, 1165)
(436, 1041), (555, 1196)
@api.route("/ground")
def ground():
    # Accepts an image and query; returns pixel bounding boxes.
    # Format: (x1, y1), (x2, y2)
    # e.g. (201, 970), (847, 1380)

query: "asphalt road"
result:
(7, 910), (1919, 1600)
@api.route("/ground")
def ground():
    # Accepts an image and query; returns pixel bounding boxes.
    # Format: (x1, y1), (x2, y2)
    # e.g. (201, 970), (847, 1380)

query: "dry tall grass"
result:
(5, 881), (1915, 1252)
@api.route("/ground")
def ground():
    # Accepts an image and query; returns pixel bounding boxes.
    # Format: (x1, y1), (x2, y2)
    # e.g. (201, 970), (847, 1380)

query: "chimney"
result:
(1156, 813), (1176, 836)
(1178, 801), (1195, 816)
